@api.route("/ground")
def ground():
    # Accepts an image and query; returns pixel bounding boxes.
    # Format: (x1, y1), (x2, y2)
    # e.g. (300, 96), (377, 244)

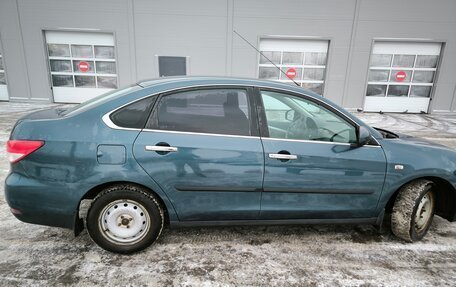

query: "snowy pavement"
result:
(0, 102), (455, 286)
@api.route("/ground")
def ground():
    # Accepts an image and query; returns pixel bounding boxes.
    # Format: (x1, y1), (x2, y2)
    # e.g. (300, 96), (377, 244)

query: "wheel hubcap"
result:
(99, 199), (150, 245)
(414, 192), (434, 233)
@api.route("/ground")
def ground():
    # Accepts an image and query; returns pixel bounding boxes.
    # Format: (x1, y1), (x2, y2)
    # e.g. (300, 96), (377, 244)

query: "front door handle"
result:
(145, 145), (178, 152)
(268, 153), (297, 160)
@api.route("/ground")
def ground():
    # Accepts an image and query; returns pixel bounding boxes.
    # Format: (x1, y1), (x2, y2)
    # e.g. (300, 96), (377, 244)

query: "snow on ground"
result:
(0, 102), (455, 286)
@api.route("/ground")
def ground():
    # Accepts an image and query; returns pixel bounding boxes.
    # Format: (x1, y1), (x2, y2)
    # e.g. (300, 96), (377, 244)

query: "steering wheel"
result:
(329, 128), (351, 142)
(286, 115), (318, 140)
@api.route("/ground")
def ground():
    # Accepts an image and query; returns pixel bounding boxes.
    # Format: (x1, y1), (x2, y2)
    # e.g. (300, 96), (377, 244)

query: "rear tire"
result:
(87, 184), (164, 254)
(391, 180), (435, 242)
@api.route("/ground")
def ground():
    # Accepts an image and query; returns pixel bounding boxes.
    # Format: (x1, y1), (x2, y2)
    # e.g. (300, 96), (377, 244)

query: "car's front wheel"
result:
(87, 184), (164, 254)
(391, 179), (436, 242)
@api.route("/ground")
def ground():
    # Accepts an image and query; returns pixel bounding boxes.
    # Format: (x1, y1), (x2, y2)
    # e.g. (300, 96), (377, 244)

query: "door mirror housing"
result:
(357, 126), (371, 147)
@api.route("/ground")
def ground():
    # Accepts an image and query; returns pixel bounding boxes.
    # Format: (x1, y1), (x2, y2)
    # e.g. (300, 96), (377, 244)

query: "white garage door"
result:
(45, 31), (118, 103)
(364, 42), (441, 113)
(0, 48), (8, 101)
(258, 38), (329, 95)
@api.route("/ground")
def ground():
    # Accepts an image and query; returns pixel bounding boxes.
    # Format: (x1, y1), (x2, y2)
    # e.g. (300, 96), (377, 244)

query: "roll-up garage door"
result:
(0, 47), (8, 101)
(364, 41), (442, 113)
(45, 31), (118, 103)
(258, 38), (329, 96)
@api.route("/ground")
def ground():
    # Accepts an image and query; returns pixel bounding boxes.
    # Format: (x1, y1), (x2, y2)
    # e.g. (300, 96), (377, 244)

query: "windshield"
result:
(61, 84), (141, 116)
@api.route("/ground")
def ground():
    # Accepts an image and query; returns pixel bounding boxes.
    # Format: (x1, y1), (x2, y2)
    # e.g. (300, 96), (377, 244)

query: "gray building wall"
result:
(0, 0), (455, 112)
(346, 0), (456, 112)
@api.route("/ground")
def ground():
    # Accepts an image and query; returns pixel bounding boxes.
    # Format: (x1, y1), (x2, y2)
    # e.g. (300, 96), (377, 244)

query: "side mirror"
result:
(357, 126), (371, 146)
(285, 109), (295, 121)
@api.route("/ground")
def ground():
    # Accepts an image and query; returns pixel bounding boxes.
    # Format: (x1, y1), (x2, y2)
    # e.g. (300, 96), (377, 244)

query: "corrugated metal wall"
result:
(0, 0), (455, 112)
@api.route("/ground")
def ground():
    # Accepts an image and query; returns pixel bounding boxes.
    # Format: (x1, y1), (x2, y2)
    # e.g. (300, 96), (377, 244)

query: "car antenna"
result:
(233, 30), (300, 87)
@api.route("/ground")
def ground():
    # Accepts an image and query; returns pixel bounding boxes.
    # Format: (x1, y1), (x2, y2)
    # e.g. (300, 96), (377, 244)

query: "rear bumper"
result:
(4, 172), (77, 229)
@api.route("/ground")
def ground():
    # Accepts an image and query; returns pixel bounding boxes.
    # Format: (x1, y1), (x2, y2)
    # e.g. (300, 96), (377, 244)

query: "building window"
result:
(158, 56), (188, 77)
(47, 39), (118, 90)
(258, 39), (329, 95)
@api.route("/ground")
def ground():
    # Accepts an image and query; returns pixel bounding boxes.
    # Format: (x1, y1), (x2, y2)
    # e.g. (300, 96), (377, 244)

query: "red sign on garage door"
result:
(395, 71), (407, 82)
(285, 68), (297, 79)
(78, 61), (90, 73)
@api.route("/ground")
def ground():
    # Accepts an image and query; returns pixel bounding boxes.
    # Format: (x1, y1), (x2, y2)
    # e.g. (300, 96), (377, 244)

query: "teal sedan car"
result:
(5, 77), (456, 253)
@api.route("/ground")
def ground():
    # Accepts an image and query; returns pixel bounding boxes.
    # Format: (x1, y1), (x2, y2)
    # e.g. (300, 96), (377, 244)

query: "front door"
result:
(133, 87), (264, 221)
(258, 89), (387, 219)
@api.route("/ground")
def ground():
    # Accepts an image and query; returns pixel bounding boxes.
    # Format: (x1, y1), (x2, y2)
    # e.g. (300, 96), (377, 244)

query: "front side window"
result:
(261, 90), (356, 144)
(149, 89), (250, 136)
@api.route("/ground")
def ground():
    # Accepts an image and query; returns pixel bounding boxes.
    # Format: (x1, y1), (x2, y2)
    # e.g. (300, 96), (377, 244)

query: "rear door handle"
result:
(145, 146), (178, 152)
(268, 153), (297, 160)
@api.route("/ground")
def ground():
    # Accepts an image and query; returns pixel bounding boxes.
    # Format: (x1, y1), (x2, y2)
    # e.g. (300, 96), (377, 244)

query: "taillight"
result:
(6, 140), (44, 163)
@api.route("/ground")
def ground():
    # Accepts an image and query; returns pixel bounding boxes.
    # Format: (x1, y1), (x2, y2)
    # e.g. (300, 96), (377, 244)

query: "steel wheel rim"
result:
(414, 191), (434, 233)
(98, 199), (150, 245)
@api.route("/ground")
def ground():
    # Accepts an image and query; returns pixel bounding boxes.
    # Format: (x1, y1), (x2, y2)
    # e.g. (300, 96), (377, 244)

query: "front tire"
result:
(87, 184), (164, 254)
(391, 180), (435, 242)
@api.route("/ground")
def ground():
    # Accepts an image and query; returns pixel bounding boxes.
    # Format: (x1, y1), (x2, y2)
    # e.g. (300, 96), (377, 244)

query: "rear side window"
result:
(148, 89), (251, 136)
(110, 96), (156, 129)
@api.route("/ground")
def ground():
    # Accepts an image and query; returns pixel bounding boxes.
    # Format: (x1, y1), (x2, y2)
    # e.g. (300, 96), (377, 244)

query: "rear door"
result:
(133, 87), (264, 221)
(257, 89), (387, 220)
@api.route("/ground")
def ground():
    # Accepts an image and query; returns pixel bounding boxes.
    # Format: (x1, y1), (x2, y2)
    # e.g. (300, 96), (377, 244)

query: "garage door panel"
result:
(52, 87), (113, 104)
(364, 41), (442, 113)
(45, 31), (118, 103)
(258, 38), (329, 96)
(0, 50), (8, 101)
(364, 97), (430, 113)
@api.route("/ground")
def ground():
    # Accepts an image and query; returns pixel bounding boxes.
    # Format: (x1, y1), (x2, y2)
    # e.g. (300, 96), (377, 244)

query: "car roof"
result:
(136, 76), (323, 98)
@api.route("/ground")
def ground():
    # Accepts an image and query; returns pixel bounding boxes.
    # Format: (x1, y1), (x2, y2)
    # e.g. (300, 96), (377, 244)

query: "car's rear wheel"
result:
(87, 184), (164, 254)
(391, 179), (435, 242)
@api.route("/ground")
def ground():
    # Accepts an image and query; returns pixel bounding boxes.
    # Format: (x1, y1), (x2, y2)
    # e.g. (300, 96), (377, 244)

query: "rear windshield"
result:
(61, 84), (142, 116)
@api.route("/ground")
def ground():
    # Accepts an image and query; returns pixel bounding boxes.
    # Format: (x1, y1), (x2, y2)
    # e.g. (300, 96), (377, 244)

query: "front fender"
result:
(376, 138), (456, 213)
